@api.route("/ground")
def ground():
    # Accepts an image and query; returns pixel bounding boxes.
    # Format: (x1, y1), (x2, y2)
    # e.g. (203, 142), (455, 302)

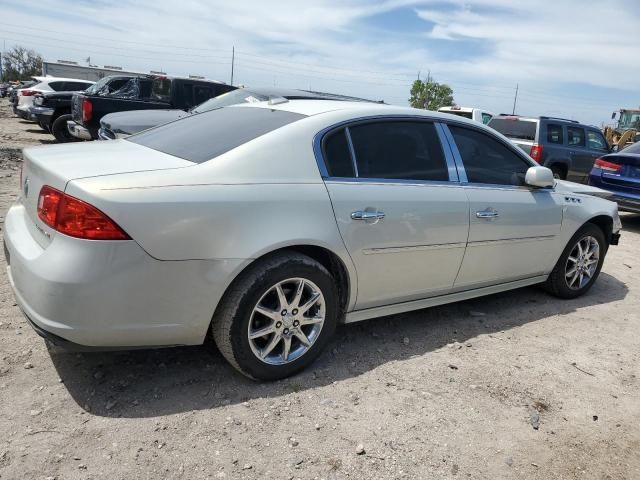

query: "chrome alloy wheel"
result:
(565, 235), (600, 290)
(248, 278), (326, 365)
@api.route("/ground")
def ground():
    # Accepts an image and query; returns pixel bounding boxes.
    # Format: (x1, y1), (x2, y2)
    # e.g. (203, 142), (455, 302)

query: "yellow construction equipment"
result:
(605, 108), (640, 150)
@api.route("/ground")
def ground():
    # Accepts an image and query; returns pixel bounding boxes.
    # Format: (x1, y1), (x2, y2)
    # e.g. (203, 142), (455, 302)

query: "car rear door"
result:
(566, 126), (592, 183)
(443, 123), (564, 289)
(319, 118), (470, 310)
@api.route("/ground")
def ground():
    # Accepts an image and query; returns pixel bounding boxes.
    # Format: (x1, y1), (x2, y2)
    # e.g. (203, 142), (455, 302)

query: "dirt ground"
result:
(0, 97), (638, 480)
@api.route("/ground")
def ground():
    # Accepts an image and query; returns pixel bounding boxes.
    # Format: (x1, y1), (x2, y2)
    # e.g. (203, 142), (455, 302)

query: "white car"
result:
(15, 76), (94, 119)
(438, 106), (493, 124)
(5, 100), (621, 380)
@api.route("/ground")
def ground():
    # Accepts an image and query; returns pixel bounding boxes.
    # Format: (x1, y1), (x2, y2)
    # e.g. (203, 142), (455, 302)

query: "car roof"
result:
(37, 76), (95, 83)
(234, 99), (484, 125)
(244, 87), (380, 103)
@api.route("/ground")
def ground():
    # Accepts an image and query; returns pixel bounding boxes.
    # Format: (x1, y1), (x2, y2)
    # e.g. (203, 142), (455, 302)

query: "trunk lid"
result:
(21, 140), (194, 246)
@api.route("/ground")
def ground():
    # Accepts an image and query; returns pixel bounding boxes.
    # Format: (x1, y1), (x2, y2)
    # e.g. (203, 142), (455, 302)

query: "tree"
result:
(1, 46), (43, 82)
(409, 75), (454, 111)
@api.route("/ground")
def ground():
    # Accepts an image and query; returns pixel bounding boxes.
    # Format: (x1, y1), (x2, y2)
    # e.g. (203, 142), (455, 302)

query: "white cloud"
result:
(1, 0), (638, 124)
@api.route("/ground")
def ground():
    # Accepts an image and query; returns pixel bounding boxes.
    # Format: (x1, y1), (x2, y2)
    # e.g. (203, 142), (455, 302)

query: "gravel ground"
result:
(0, 98), (639, 480)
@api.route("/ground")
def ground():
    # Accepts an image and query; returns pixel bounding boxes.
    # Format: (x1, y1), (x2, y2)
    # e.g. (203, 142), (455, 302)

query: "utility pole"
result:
(512, 83), (519, 115)
(230, 46), (235, 86)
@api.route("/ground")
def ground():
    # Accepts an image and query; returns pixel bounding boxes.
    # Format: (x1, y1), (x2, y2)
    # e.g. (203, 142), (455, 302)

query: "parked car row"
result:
(4, 75), (636, 220)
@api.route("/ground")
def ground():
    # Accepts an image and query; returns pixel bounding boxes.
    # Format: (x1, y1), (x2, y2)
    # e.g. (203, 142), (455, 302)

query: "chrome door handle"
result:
(476, 209), (499, 219)
(351, 210), (385, 221)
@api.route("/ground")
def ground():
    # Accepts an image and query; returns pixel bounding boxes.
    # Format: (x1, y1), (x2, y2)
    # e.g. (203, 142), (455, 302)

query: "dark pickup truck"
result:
(68, 75), (236, 140)
(29, 90), (88, 142)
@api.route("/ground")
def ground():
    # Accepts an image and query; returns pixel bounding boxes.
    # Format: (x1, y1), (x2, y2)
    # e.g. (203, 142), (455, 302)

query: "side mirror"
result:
(525, 166), (555, 188)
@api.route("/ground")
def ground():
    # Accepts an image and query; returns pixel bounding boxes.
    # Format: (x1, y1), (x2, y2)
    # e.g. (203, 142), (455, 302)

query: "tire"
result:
(550, 165), (566, 180)
(543, 223), (607, 299)
(51, 114), (78, 143)
(37, 120), (50, 132)
(212, 251), (339, 380)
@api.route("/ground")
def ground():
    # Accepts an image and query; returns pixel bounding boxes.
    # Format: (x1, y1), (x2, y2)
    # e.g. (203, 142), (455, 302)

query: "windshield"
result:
(191, 89), (269, 113)
(488, 118), (537, 141)
(619, 111), (640, 130)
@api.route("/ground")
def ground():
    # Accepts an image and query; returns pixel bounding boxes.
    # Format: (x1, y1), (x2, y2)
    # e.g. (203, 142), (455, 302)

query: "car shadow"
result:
(24, 129), (49, 135)
(621, 213), (640, 234)
(49, 273), (628, 418)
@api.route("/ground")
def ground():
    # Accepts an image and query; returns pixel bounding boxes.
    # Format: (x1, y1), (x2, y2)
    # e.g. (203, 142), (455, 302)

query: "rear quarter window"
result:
(488, 118), (537, 141)
(127, 107), (306, 163)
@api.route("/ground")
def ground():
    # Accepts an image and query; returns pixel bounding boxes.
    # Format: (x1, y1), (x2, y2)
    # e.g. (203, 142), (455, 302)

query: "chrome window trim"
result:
(344, 126), (359, 177)
(324, 178), (463, 188)
(312, 114), (461, 184)
(434, 122), (460, 182)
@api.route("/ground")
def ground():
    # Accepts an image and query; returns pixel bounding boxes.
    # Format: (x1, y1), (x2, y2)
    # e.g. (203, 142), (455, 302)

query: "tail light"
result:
(529, 143), (544, 163)
(37, 186), (130, 240)
(20, 90), (37, 96)
(594, 158), (622, 173)
(82, 98), (93, 123)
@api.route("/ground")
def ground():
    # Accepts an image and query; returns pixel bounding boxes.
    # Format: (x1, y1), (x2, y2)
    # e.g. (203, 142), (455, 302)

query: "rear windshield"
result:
(191, 89), (269, 113)
(447, 111), (473, 119)
(621, 141), (640, 154)
(489, 118), (537, 141)
(127, 106), (306, 163)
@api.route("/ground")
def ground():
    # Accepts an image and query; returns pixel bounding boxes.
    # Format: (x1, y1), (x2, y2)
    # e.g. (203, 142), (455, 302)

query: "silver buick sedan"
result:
(5, 100), (621, 380)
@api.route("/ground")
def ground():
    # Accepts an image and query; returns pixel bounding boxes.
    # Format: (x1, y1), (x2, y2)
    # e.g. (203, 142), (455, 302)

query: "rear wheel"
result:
(51, 114), (79, 143)
(212, 252), (338, 380)
(37, 120), (50, 132)
(550, 165), (566, 180)
(544, 223), (606, 298)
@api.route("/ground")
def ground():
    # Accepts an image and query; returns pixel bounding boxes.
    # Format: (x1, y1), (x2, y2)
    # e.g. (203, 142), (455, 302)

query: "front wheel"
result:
(544, 223), (606, 298)
(212, 252), (338, 380)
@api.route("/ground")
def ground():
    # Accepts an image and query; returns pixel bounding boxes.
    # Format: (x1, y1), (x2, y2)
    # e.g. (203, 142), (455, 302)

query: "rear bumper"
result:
(16, 106), (33, 120)
(67, 121), (94, 140)
(4, 201), (247, 348)
(589, 173), (640, 213)
(28, 106), (54, 124)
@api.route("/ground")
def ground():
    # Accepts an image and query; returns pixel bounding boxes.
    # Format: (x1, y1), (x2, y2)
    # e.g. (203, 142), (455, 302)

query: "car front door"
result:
(444, 124), (564, 289)
(320, 119), (470, 310)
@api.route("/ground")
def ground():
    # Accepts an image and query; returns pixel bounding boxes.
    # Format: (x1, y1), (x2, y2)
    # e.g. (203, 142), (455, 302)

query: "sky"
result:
(1, 0), (639, 126)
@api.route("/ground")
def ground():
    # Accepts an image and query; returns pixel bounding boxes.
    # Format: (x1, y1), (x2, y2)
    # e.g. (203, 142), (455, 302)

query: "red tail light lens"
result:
(529, 143), (544, 163)
(20, 90), (37, 96)
(594, 158), (622, 173)
(37, 186), (130, 240)
(82, 98), (93, 123)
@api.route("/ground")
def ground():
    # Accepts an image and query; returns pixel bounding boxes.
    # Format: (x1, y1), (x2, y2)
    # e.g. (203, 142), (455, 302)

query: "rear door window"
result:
(128, 107), (306, 163)
(547, 124), (564, 144)
(323, 129), (355, 177)
(48, 81), (66, 92)
(348, 121), (449, 181)
(567, 127), (586, 147)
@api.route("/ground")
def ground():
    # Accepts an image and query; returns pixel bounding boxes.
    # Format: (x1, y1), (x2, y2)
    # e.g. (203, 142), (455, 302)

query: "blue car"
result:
(589, 141), (640, 213)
